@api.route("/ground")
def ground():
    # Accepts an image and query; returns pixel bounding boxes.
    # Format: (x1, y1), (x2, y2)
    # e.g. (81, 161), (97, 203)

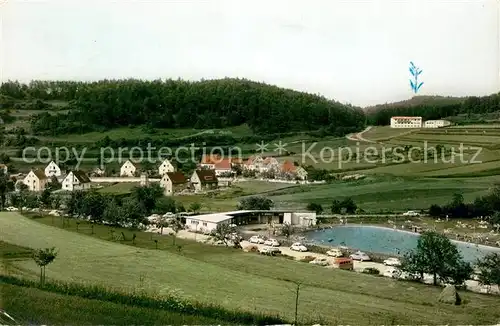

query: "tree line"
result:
(0, 79), (365, 135)
(366, 93), (500, 125)
(428, 187), (500, 227)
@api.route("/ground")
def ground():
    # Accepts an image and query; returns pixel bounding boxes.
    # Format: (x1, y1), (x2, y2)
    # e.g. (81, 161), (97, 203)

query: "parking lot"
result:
(240, 240), (499, 294)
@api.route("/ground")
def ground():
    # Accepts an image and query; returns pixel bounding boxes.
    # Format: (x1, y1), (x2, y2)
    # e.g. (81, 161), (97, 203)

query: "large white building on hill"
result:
(390, 116), (451, 129)
(390, 116), (422, 128)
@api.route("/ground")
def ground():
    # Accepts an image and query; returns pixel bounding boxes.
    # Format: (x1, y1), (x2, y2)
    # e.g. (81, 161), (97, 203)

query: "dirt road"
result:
(346, 126), (375, 143)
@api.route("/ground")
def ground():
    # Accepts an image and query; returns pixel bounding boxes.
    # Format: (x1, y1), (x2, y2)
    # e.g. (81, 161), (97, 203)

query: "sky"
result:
(0, 0), (499, 107)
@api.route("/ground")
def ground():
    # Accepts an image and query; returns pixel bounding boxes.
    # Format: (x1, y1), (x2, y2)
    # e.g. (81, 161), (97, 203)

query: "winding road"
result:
(346, 126), (376, 143)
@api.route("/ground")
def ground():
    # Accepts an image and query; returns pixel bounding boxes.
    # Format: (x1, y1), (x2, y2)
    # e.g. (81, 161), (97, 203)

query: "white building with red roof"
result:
(390, 116), (422, 128)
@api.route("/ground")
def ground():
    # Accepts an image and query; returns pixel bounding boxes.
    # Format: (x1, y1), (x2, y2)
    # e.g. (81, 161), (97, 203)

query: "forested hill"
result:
(0, 79), (365, 135)
(366, 93), (500, 125)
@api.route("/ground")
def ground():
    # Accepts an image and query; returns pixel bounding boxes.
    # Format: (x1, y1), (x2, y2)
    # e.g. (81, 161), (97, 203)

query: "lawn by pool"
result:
(306, 225), (500, 262)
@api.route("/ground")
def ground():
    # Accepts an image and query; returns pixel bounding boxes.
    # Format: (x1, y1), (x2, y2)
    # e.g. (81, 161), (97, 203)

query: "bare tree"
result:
(32, 247), (58, 286)
(282, 279), (302, 325)
(169, 218), (184, 246)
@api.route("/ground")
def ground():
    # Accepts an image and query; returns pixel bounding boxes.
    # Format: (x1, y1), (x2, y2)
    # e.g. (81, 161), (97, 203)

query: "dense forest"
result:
(366, 94), (500, 125)
(0, 79), (365, 136)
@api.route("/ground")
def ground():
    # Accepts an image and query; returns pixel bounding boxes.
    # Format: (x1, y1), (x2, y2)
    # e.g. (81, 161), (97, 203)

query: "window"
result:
(203, 222), (207, 226)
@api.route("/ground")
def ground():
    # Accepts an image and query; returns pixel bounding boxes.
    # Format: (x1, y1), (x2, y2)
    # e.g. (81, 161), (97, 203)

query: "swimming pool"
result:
(305, 225), (500, 262)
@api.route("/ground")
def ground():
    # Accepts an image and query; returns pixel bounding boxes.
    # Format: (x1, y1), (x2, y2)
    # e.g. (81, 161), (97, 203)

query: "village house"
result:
(281, 160), (308, 180)
(23, 169), (48, 191)
(62, 170), (91, 191)
(199, 154), (221, 169)
(190, 169), (218, 192)
(158, 158), (175, 175)
(160, 171), (188, 196)
(261, 157), (280, 173)
(243, 155), (263, 171)
(45, 160), (61, 178)
(0, 164), (7, 175)
(214, 158), (233, 176)
(120, 160), (137, 177)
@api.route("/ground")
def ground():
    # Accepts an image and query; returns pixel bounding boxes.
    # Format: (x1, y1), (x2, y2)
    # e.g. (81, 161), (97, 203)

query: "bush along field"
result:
(0, 275), (285, 325)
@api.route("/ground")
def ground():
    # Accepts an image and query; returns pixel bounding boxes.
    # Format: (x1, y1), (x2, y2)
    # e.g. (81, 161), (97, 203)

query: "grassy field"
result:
(361, 126), (420, 141)
(2, 212), (500, 324)
(263, 176), (500, 212)
(90, 176), (500, 213)
(98, 182), (140, 195)
(1, 282), (225, 325)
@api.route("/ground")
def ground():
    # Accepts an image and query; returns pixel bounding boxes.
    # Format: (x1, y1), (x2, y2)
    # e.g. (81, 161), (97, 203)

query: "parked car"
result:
(403, 210), (420, 216)
(349, 251), (371, 261)
(326, 248), (343, 257)
(290, 242), (308, 252)
(259, 246), (281, 256)
(383, 267), (401, 278)
(310, 257), (329, 266)
(249, 236), (265, 244)
(263, 239), (280, 247)
(383, 257), (401, 266)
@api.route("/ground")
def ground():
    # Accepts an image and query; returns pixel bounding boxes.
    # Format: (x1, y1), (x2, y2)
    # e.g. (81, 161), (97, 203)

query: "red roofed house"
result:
(214, 158), (233, 176)
(390, 116), (422, 128)
(200, 154), (221, 169)
(280, 160), (308, 180)
(190, 169), (218, 192)
(23, 169), (48, 192)
(261, 157), (280, 173)
(243, 155), (262, 171)
(160, 171), (188, 196)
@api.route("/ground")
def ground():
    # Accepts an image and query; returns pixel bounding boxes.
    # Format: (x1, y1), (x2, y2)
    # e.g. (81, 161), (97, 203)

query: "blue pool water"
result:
(305, 225), (500, 262)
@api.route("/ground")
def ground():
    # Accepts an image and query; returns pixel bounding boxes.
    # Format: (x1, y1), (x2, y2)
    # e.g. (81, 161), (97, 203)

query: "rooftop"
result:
(186, 210), (315, 223)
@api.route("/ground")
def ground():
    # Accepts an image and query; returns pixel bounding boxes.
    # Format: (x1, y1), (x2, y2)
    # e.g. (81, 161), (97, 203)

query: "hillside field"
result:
(2, 212), (500, 325)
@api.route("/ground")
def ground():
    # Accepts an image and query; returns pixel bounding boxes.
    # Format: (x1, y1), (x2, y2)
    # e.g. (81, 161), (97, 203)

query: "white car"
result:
(403, 210), (420, 216)
(326, 248), (343, 257)
(263, 239), (280, 247)
(383, 257), (401, 266)
(349, 251), (371, 261)
(258, 246), (281, 255)
(249, 236), (265, 244)
(290, 242), (308, 252)
(310, 257), (329, 266)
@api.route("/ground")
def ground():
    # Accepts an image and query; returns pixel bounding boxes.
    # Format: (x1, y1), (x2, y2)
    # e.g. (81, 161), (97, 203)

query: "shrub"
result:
(299, 256), (315, 263)
(243, 245), (258, 253)
(362, 267), (380, 275)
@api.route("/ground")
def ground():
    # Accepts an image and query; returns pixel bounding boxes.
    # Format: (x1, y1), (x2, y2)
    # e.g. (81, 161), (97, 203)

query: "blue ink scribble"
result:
(409, 61), (424, 94)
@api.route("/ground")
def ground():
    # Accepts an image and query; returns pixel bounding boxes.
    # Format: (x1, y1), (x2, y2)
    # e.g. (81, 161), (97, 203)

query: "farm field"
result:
(2, 213), (500, 325)
(264, 176), (500, 212)
(361, 126), (420, 141)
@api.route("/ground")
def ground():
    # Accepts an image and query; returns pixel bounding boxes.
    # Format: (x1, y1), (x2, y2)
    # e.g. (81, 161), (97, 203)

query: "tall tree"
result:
(401, 231), (469, 285)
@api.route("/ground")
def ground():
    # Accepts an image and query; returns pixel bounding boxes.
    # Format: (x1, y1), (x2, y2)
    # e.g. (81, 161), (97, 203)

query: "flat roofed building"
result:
(390, 116), (422, 128)
(184, 210), (317, 233)
(423, 119), (451, 128)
